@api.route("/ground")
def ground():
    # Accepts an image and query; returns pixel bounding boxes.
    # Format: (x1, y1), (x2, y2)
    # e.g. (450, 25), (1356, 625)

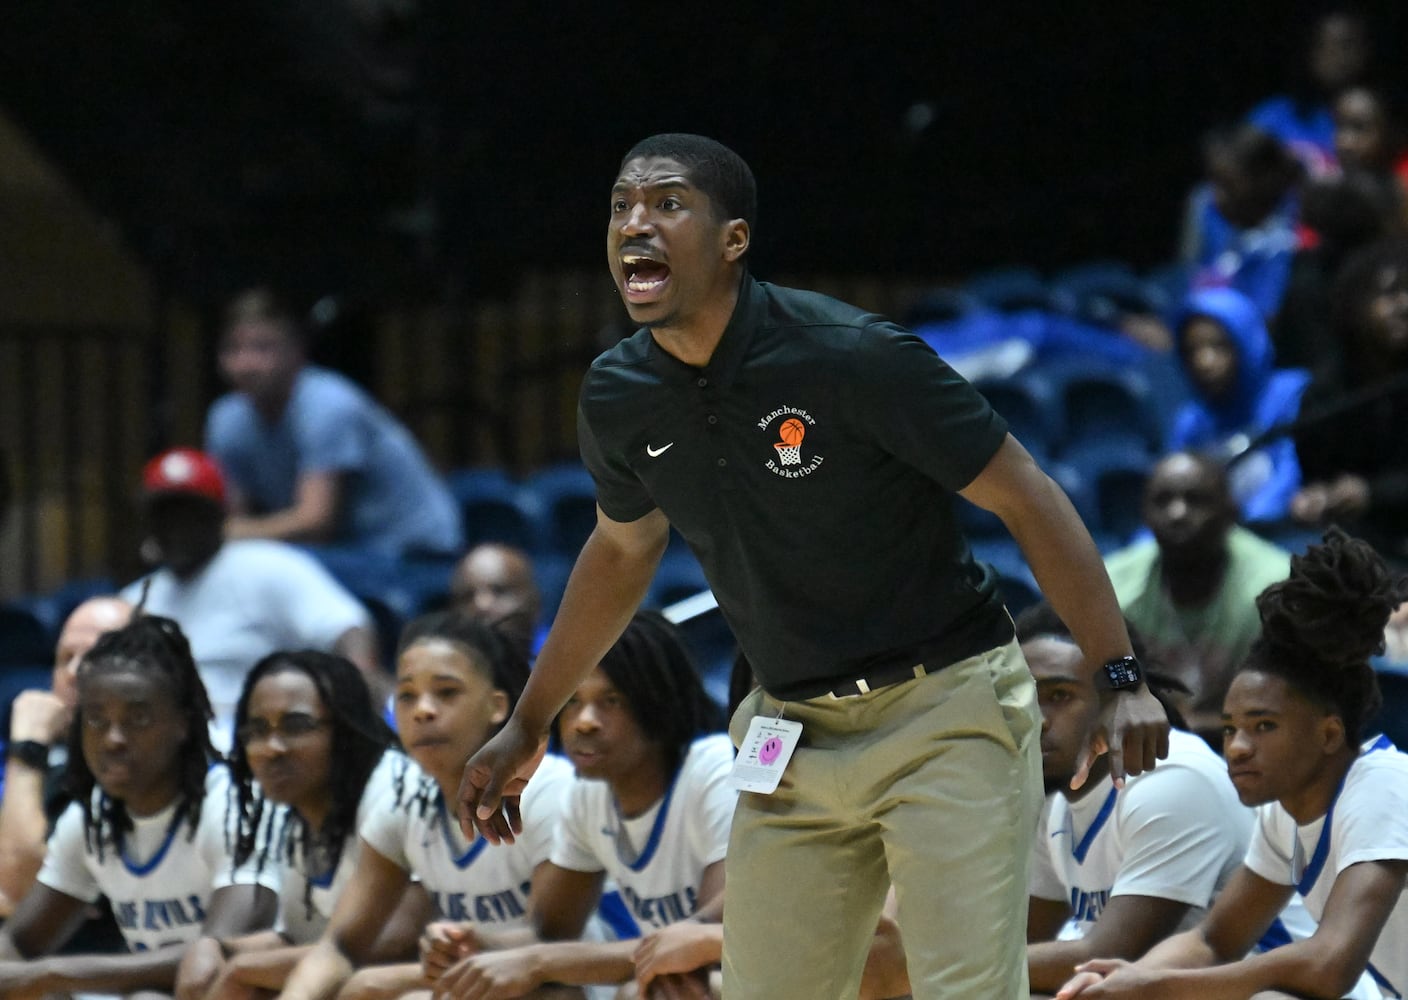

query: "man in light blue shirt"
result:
(205, 288), (462, 558)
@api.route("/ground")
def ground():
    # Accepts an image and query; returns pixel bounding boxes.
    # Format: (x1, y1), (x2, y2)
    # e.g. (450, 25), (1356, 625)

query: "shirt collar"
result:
(646, 274), (763, 391)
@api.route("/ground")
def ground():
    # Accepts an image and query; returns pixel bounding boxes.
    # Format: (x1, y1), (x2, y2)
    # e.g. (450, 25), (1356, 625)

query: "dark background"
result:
(4, 1), (1406, 307)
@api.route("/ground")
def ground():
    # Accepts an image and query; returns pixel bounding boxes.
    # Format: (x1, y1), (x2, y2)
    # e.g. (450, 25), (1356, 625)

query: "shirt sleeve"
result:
(1331, 759), (1408, 874)
(683, 739), (737, 868)
(35, 802), (101, 904)
(851, 323), (1009, 492)
(359, 797), (413, 871)
(520, 758), (572, 867)
(1028, 797), (1067, 903)
(550, 779), (607, 874)
(577, 385), (656, 523)
(293, 379), (373, 476)
(1243, 805), (1296, 887)
(1109, 765), (1251, 908)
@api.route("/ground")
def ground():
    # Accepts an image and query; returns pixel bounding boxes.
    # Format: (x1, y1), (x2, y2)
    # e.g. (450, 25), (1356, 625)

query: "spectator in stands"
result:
(1247, 8), (1372, 174)
(1105, 452), (1291, 745)
(1182, 123), (1305, 319)
(183, 650), (422, 1000)
(1057, 529), (1408, 1000)
(206, 287), (462, 559)
(122, 447), (380, 745)
(275, 611), (576, 1000)
(0, 596), (131, 925)
(1019, 602), (1251, 996)
(1274, 169), (1400, 377)
(0, 615), (279, 996)
(449, 542), (544, 661)
(1291, 237), (1408, 566)
(1334, 83), (1408, 222)
(1170, 287), (1309, 524)
(429, 611), (732, 999)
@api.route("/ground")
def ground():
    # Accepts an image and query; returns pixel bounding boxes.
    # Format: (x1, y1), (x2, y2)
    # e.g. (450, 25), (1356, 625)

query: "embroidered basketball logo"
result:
(774, 418), (806, 465)
(758, 406), (825, 479)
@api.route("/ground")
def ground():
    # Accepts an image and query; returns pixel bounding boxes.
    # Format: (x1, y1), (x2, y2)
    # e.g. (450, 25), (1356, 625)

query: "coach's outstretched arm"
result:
(458, 506), (671, 843)
(959, 434), (1170, 785)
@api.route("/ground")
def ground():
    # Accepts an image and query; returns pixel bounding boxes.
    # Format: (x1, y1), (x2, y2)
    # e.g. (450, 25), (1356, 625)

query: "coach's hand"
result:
(457, 716), (547, 844)
(1073, 685), (1169, 790)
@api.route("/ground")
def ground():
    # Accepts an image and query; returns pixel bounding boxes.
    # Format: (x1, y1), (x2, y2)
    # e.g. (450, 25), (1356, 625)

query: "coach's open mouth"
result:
(622, 254), (671, 298)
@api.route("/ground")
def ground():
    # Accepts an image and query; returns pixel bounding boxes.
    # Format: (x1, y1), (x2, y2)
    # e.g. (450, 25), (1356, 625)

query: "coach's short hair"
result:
(621, 133), (757, 233)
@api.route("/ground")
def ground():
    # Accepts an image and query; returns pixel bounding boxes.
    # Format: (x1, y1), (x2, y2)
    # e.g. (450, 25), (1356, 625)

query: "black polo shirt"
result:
(579, 276), (1014, 700)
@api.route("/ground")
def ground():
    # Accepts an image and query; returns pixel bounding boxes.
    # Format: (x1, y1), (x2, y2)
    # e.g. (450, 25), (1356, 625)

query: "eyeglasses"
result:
(236, 713), (329, 745)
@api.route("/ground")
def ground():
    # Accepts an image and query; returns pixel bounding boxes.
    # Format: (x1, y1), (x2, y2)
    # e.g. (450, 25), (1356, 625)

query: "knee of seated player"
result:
(335, 963), (426, 1000)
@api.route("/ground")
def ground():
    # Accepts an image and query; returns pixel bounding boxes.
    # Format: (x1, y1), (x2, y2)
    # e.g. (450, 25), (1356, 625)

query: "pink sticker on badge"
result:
(758, 736), (784, 765)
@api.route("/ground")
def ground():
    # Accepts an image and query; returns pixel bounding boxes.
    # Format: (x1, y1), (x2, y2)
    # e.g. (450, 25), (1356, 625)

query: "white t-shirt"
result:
(1030, 729), (1253, 938)
(274, 751), (419, 944)
(37, 765), (279, 952)
(360, 753), (572, 931)
(551, 734), (736, 934)
(121, 540), (371, 746)
(1244, 737), (1408, 998)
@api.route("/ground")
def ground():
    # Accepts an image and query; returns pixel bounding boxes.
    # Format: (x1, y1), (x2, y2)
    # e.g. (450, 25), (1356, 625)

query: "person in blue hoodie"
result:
(1170, 287), (1310, 525)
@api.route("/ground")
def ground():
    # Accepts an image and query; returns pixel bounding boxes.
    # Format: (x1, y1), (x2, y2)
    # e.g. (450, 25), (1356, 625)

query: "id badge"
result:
(729, 716), (802, 794)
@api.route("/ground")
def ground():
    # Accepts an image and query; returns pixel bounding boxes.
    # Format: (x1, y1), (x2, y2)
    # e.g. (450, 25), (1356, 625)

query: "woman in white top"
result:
(192, 649), (425, 1000)
(0, 614), (278, 997)
(1060, 528), (1408, 1000)
(277, 611), (575, 1000)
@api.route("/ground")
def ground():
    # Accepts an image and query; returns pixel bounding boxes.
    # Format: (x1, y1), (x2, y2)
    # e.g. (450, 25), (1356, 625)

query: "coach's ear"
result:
(722, 219), (750, 262)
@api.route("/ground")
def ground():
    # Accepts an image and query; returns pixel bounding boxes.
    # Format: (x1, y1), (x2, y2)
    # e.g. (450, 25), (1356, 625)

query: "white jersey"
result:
(275, 751), (419, 944)
(360, 753), (572, 931)
(1031, 729), (1253, 938)
(1245, 736), (1408, 999)
(37, 765), (279, 953)
(122, 540), (371, 746)
(551, 734), (736, 934)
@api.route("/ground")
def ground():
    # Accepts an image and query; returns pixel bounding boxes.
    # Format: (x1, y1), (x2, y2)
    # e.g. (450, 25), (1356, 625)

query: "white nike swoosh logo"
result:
(646, 442), (674, 458)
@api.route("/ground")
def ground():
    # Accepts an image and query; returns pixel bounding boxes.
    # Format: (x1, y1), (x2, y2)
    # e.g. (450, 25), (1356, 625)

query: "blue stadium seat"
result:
(646, 551), (711, 612)
(0, 606), (53, 667)
(521, 463), (599, 558)
(965, 267), (1065, 313)
(970, 539), (1043, 617)
(974, 368), (1063, 460)
(1054, 365), (1163, 456)
(532, 552), (574, 627)
(446, 467), (544, 552)
(1061, 440), (1155, 545)
(1051, 261), (1171, 328)
(905, 287), (982, 328)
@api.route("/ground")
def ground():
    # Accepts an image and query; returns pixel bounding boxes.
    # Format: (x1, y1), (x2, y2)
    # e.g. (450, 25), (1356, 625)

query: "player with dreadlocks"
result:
(428, 609), (734, 999)
(0, 613), (279, 996)
(1059, 528), (1408, 1000)
(277, 611), (578, 1000)
(186, 650), (422, 1000)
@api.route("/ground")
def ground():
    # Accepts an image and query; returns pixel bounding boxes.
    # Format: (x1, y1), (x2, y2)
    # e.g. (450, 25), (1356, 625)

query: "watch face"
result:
(1104, 657), (1142, 689)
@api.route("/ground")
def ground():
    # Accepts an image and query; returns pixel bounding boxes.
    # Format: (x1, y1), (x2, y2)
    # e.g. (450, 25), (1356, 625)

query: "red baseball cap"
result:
(141, 448), (227, 506)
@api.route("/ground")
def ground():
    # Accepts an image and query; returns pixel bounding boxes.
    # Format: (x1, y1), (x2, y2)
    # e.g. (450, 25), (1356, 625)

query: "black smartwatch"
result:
(5, 739), (50, 770)
(1096, 655), (1144, 692)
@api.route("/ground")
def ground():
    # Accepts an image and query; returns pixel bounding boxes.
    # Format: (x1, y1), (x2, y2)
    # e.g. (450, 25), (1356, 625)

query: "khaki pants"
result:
(721, 640), (1042, 1000)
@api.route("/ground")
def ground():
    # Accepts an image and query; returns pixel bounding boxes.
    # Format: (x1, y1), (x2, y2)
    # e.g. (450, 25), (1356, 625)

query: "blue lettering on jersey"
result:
(431, 888), (527, 923)
(1069, 886), (1111, 924)
(136, 894), (206, 932)
(620, 885), (698, 927)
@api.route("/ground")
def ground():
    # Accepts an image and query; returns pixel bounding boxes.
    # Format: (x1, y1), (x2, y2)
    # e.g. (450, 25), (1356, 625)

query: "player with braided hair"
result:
(1059, 528), (1408, 999)
(276, 612), (580, 1000)
(0, 614), (280, 997)
(431, 610), (733, 999)
(189, 650), (422, 1000)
